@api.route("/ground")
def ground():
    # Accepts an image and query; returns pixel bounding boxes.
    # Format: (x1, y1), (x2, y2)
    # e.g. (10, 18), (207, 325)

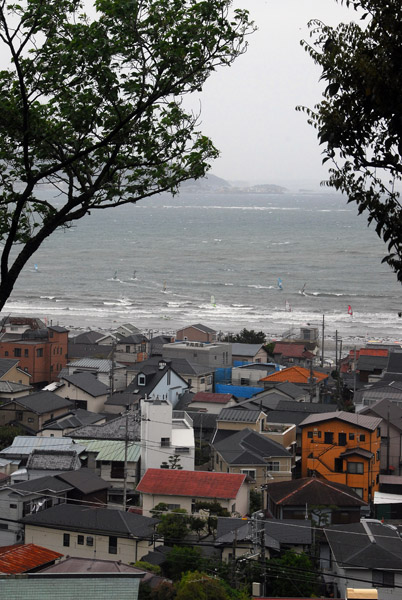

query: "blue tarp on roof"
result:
(215, 384), (263, 399)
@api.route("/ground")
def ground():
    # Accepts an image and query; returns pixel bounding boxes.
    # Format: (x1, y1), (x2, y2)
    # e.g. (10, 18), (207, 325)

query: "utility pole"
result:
(321, 314), (325, 368)
(123, 404), (130, 511)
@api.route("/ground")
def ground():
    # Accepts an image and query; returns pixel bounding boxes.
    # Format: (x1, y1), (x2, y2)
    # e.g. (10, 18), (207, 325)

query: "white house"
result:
(140, 397), (195, 476)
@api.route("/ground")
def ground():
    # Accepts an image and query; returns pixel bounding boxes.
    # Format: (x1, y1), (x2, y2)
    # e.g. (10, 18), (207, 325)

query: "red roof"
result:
(273, 343), (314, 359)
(0, 543), (63, 573)
(191, 392), (233, 404)
(137, 469), (246, 499)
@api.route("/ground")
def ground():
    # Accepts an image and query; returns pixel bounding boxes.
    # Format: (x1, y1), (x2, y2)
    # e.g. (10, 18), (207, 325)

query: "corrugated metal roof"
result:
(0, 543), (63, 573)
(299, 410), (382, 430)
(0, 436), (78, 456)
(76, 439), (141, 462)
(67, 358), (125, 371)
(217, 408), (261, 422)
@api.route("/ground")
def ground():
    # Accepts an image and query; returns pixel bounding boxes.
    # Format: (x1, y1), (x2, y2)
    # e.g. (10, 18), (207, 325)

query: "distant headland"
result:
(179, 174), (287, 194)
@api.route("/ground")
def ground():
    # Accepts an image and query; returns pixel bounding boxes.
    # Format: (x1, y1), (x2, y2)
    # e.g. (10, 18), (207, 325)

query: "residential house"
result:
(96, 323), (142, 346)
(0, 380), (33, 401)
(53, 372), (109, 412)
(300, 411), (382, 502)
(163, 341), (231, 368)
(252, 381), (310, 402)
(214, 517), (312, 562)
(22, 504), (160, 563)
(140, 397), (195, 476)
(273, 341), (315, 367)
(0, 325), (69, 385)
(0, 543), (63, 573)
(68, 330), (113, 360)
(360, 398), (402, 475)
(0, 572), (143, 600)
(340, 347), (389, 376)
(0, 391), (74, 433)
(212, 428), (293, 485)
(214, 406), (268, 438)
(20, 449), (82, 481)
(264, 477), (368, 524)
(259, 365), (329, 402)
(127, 356), (215, 393)
(137, 469), (248, 517)
(0, 316), (45, 335)
(357, 351), (390, 383)
(149, 334), (175, 357)
(231, 363), (280, 387)
(62, 358), (127, 392)
(70, 439), (141, 503)
(354, 380), (402, 411)
(324, 519), (402, 600)
(114, 334), (149, 365)
(39, 408), (106, 437)
(176, 323), (217, 343)
(0, 357), (31, 387)
(0, 469), (110, 545)
(105, 360), (189, 413)
(0, 436), (84, 478)
(186, 391), (236, 414)
(231, 343), (268, 365)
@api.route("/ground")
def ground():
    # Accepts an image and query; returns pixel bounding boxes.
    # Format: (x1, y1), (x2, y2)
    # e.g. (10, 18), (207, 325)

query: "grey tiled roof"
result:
(70, 331), (104, 345)
(0, 436), (83, 458)
(27, 449), (81, 471)
(265, 477), (367, 507)
(67, 342), (113, 359)
(213, 428), (291, 465)
(48, 325), (69, 332)
(42, 409), (104, 431)
(117, 334), (148, 344)
(0, 358), (19, 378)
(2, 391), (73, 414)
(177, 323), (216, 334)
(7, 475), (73, 495)
(67, 358), (125, 372)
(69, 412), (140, 441)
(60, 372), (108, 397)
(22, 504), (158, 538)
(217, 407), (262, 422)
(232, 343), (264, 356)
(0, 381), (32, 393)
(325, 521), (402, 569)
(215, 517), (311, 547)
(360, 398), (402, 432)
(56, 469), (111, 494)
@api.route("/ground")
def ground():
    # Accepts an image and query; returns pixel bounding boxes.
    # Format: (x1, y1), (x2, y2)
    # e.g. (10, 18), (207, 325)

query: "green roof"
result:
(76, 439), (141, 462)
(0, 574), (141, 600)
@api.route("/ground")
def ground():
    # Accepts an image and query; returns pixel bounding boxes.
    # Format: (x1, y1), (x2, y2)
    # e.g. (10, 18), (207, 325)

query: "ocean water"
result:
(5, 190), (402, 346)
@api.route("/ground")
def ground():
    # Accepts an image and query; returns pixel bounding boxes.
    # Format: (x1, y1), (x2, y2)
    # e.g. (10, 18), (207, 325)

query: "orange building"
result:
(0, 326), (68, 386)
(300, 411), (382, 503)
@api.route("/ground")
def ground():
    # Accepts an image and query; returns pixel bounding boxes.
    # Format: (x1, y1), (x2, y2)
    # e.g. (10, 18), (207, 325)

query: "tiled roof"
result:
(299, 410), (382, 430)
(60, 372), (108, 397)
(69, 413), (141, 441)
(56, 469), (111, 494)
(3, 391), (73, 414)
(217, 407), (262, 423)
(191, 392), (233, 404)
(0, 543), (63, 573)
(273, 343), (314, 359)
(137, 468), (246, 499)
(67, 358), (125, 372)
(40, 556), (142, 573)
(0, 436), (81, 458)
(213, 428), (291, 465)
(70, 331), (104, 345)
(232, 343), (264, 356)
(26, 449), (81, 471)
(177, 323), (216, 334)
(265, 477), (367, 507)
(259, 366), (328, 384)
(9, 475), (73, 495)
(0, 358), (19, 378)
(21, 504), (157, 538)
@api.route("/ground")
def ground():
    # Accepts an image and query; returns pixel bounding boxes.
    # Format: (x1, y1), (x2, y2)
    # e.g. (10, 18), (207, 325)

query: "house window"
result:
(241, 469), (256, 481)
(191, 499), (196, 513)
(351, 487), (363, 498)
(175, 447), (190, 453)
(373, 570), (395, 588)
(126, 346), (130, 353)
(14, 348), (21, 357)
(63, 533), (70, 547)
(9, 503), (17, 509)
(324, 432), (333, 444)
(359, 434), (366, 442)
(338, 433), (347, 446)
(167, 370), (171, 385)
(28, 418), (34, 423)
(161, 437), (170, 447)
(4, 351), (8, 356)
(376, 450), (380, 461)
(308, 431), (313, 439)
(347, 462), (364, 474)
(111, 461), (124, 479)
(109, 536), (118, 554)
(86, 536), (94, 546)
(349, 433), (355, 440)
(207, 376), (212, 384)
(138, 374), (146, 386)
(266, 461), (280, 472)
(16, 411), (23, 421)
(24, 349), (29, 357)
(168, 503), (181, 511)
(77, 535), (84, 545)
(200, 377), (205, 384)
(36, 348), (43, 357)
(377, 427), (381, 437)
(241, 378), (249, 385)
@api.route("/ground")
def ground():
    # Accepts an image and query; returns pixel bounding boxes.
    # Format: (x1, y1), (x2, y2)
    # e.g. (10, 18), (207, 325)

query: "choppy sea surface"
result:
(5, 190), (402, 347)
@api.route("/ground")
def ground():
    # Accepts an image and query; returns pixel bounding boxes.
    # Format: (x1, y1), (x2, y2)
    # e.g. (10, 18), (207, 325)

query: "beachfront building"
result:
(0, 325), (68, 385)
(176, 323), (217, 343)
(300, 411), (382, 502)
(163, 341), (231, 368)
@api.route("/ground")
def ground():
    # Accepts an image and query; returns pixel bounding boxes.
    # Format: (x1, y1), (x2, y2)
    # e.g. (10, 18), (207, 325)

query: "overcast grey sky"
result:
(188, 0), (356, 187)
